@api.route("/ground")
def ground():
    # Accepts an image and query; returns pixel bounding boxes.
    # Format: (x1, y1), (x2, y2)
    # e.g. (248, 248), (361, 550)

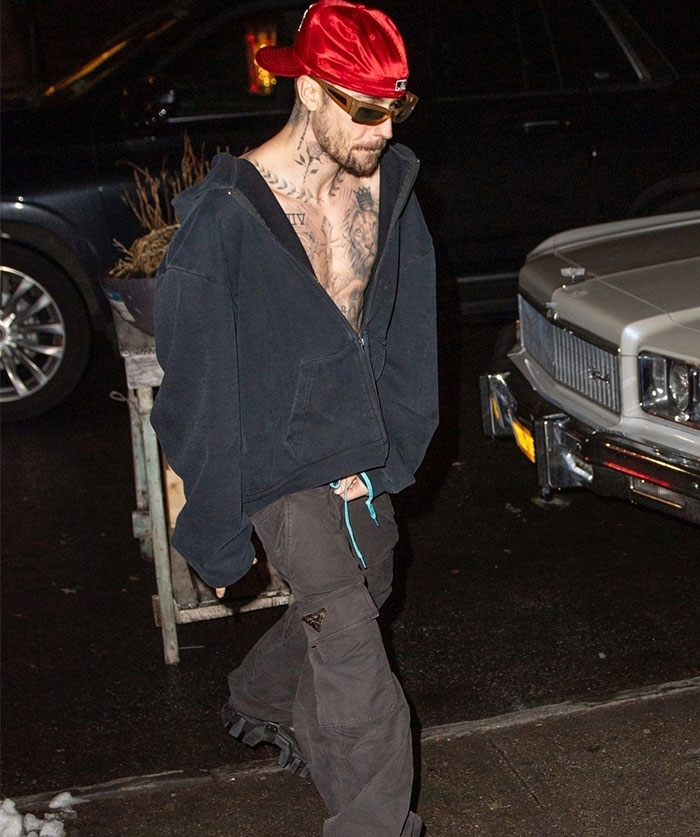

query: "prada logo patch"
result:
(301, 608), (326, 633)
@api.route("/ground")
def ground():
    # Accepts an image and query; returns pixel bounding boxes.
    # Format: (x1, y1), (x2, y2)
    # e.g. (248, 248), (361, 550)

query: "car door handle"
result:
(517, 119), (571, 133)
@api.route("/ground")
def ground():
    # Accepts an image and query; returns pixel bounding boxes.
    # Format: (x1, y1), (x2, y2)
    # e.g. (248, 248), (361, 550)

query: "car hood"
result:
(519, 212), (700, 346)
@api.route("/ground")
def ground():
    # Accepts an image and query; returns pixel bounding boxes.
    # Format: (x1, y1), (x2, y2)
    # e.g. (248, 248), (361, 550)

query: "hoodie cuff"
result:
(363, 467), (391, 497)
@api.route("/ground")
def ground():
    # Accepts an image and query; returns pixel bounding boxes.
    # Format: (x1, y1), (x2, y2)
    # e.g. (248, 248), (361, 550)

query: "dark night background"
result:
(1, 0), (165, 88)
(1, 0), (699, 822)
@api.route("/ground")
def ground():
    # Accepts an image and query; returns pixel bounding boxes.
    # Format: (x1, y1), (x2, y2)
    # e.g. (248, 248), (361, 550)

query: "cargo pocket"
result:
(301, 583), (399, 729)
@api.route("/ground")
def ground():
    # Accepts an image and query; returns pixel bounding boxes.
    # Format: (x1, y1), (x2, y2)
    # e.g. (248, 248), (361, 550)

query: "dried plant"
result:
(109, 133), (209, 278)
(109, 226), (180, 278)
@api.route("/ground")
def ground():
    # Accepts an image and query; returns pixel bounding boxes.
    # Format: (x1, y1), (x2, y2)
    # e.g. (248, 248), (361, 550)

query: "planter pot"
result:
(102, 275), (156, 336)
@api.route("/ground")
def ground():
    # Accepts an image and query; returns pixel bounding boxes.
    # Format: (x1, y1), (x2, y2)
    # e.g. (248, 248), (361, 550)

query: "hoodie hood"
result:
(173, 144), (420, 224)
(172, 152), (240, 221)
(171, 145), (420, 284)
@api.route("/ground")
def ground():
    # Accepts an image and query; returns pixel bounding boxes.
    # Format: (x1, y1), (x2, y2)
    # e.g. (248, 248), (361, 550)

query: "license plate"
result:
(512, 419), (535, 463)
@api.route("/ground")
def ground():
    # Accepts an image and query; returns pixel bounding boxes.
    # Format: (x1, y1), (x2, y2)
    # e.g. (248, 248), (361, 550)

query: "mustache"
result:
(354, 141), (387, 152)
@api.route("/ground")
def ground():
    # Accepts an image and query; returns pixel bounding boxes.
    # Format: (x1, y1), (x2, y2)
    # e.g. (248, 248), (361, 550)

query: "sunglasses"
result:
(311, 76), (418, 125)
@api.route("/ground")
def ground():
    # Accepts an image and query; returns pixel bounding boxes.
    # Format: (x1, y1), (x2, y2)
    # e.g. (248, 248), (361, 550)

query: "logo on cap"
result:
(395, 79), (407, 92)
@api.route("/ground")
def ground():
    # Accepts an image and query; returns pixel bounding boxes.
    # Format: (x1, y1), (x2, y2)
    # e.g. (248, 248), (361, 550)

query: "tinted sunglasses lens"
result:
(354, 95), (418, 125)
(321, 79), (417, 125)
(352, 106), (390, 125)
(326, 88), (349, 109)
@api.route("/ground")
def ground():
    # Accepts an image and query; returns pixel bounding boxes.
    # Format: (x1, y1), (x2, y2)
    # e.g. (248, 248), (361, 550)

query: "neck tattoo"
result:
(250, 159), (319, 203)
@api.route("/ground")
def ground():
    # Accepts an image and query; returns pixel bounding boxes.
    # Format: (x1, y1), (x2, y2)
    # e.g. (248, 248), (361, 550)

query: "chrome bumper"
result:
(480, 369), (700, 525)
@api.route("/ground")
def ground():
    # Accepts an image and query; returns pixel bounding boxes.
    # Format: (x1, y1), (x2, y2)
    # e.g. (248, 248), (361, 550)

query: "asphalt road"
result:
(2, 318), (699, 798)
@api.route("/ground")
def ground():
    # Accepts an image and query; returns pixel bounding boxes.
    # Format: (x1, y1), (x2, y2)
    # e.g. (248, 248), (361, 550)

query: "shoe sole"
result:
(221, 705), (310, 778)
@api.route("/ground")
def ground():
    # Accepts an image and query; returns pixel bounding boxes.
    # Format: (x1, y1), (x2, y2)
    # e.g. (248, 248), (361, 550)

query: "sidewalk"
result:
(13, 678), (700, 836)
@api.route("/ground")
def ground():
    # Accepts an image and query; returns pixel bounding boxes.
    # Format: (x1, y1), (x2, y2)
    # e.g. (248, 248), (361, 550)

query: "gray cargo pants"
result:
(226, 485), (423, 837)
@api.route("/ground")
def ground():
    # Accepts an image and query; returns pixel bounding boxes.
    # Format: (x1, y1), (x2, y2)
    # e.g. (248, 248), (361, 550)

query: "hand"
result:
(214, 558), (256, 600)
(332, 474), (369, 501)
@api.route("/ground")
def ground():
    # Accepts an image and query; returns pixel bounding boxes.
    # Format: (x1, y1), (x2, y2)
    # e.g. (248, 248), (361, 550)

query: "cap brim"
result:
(255, 45), (306, 77)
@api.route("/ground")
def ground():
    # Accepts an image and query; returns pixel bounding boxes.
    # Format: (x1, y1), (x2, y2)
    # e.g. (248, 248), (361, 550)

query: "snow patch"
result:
(0, 797), (75, 837)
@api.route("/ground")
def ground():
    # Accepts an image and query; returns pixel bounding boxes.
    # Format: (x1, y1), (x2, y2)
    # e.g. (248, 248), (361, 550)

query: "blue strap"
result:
(329, 473), (380, 569)
(359, 472), (379, 527)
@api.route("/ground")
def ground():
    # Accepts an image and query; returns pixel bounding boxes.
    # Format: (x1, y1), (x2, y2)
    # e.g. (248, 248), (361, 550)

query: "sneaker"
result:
(221, 703), (310, 778)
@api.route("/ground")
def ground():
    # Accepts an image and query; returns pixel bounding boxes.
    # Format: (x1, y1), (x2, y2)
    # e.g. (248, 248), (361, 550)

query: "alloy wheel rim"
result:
(0, 265), (66, 403)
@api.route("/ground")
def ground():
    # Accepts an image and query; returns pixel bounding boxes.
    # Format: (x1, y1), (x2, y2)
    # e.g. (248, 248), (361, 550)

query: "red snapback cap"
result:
(255, 0), (409, 99)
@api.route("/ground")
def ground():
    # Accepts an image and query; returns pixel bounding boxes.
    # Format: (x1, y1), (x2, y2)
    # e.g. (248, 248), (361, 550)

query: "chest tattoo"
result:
(250, 157), (380, 333)
(346, 187), (378, 276)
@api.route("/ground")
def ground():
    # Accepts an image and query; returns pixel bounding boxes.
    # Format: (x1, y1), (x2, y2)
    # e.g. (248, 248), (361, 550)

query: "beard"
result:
(314, 101), (387, 177)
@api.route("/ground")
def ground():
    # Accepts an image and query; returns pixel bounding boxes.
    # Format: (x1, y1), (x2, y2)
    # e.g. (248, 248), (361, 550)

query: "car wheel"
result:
(652, 192), (700, 215)
(488, 320), (518, 370)
(1, 244), (91, 420)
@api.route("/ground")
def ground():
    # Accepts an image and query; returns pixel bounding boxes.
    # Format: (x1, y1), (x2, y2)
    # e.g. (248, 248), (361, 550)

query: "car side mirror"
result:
(142, 86), (177, 125)
(128, 80), (178, 128)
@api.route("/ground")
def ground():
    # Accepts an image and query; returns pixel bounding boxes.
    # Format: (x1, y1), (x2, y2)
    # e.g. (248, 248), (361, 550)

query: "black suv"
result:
(2, 0), (700, 418)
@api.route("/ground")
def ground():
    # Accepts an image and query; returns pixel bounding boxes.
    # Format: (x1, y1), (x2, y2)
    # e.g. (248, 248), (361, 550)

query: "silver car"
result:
(481, 211), (700, 524)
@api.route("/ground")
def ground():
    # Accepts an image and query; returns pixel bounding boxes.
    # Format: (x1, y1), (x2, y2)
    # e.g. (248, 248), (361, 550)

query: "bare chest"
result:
(277, 183), (380, 332)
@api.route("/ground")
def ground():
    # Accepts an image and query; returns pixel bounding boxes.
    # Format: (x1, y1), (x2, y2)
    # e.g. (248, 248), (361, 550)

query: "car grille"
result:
(519, 297), (621, 414)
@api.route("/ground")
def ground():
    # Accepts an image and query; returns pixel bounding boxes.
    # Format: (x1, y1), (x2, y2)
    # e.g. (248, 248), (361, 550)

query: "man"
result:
(151, 1), (437, 833)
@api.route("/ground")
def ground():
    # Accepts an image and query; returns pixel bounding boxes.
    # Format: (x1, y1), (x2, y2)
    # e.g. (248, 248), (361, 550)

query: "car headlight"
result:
(639, 353), (700, 428)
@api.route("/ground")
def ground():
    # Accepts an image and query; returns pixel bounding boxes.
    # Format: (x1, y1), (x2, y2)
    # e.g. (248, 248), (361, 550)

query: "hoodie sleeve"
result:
(366, 197), (439, 496)
(150, 264), (255, 589)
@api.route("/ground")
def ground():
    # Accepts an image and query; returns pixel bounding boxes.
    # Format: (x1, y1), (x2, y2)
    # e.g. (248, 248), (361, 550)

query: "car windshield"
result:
(620, 0), (700, 75)
(2, 9), (185, 109)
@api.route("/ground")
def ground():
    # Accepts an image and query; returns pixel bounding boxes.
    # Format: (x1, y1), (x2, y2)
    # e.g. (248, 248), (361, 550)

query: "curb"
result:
(14, 676), (700, 812)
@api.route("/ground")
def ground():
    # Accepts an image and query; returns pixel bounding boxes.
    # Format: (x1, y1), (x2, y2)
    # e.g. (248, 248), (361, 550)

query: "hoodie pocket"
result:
(286, 343), (384, 463)
(369, 337), (386, 380)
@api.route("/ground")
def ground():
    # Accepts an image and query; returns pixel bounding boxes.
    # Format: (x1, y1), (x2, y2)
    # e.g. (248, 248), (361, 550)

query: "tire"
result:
(651, 192), (700, 215)
(0, 244), (91, 420)
(488, 320), (518, 370)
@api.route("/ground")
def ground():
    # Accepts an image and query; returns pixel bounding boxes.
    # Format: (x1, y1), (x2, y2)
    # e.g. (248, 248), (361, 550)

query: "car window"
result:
(620, 0), (700, 75)
(151, 7), (304, 118)
(540, 0), (639, 88)
(394, 0), (561, 98)
(435, 1), (529, 95)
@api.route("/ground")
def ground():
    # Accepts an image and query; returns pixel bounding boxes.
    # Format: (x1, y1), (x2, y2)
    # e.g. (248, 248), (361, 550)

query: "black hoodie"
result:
(151, 144), (438, 588)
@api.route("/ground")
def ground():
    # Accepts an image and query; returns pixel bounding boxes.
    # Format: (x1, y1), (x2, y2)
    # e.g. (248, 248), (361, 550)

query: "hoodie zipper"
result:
(231, 152), (420, 429)
(262, 157), (419, 344)
(353, 156), (419, 430)
(232, 151), (419, 342)
(359, 155), (419, 344)
(357, 334), (384, 437)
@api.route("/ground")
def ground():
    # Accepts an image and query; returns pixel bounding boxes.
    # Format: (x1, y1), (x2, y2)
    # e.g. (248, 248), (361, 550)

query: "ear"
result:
(297, 75), (323, 113)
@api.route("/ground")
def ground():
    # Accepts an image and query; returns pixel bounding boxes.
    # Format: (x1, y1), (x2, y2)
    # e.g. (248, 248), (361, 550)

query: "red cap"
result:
(255, 0), (409, 99)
